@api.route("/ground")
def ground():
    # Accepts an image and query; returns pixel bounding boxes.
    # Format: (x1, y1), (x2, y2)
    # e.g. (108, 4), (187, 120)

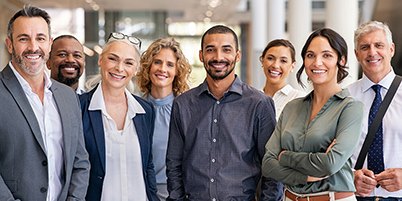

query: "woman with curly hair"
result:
(136, 37), (192, 201)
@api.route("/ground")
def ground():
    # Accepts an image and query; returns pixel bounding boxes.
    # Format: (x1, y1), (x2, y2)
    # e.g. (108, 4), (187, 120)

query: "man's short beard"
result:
(57, 65), (81, 87)
(205, 56), (237, 80)
(12, 48), (47, 76)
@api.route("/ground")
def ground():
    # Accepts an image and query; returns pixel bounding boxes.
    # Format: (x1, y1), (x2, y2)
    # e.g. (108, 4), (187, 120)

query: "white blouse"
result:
(89, 82), (148, 201)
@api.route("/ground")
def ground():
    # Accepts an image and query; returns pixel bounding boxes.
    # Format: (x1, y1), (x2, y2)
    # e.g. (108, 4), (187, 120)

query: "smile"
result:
(312, 70), (326, 74)
(26, 55), (40, 60)
(269, 70), (282, 76)
(110, 73), (125, 79)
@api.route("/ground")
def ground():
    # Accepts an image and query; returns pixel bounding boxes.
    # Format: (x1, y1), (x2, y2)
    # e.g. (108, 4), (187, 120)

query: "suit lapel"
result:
(134, 114), (148, 170)
(1, 65), (46, 152)
(50, 82), (72, 164)
(89, 110), (106, 171)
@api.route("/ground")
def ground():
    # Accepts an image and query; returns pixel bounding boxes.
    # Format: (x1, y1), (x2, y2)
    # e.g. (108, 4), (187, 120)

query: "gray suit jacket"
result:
(0, 64), (90, 201)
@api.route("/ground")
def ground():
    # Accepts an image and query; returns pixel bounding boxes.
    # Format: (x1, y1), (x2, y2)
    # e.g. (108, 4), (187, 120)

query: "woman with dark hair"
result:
(262, 28), (364, 201)
(136, 37), (192, 201)
(260, 39), (305, 120)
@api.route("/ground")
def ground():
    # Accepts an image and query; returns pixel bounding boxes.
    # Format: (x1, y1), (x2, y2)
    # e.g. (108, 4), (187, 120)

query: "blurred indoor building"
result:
(0, 0), (400, 93)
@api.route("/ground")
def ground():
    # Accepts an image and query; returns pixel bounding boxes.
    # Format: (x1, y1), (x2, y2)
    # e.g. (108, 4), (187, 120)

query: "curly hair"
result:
(137, 37), (192, 97)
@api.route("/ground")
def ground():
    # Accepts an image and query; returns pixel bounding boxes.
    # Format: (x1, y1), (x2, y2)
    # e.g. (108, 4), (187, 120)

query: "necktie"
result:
(368, 84), (385, 174)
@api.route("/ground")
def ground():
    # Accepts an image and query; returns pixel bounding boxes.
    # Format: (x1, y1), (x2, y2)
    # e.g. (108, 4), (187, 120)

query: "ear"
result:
(199, 50), (203, 63)
(46, 59), (51, 70)
(235, 50), (241, 62)
(354, 49), (360, 62)
(98, 56), (102, 67)
(5, 38), (13, 54)
(390, 43), (395, 58)
(339, 56), (346, 66)
(291, 61), (296, 72)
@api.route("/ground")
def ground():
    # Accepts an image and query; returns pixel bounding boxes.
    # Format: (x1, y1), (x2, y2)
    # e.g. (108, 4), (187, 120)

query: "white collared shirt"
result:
(9, 62), (63, 201)
(348, 69), (402, 197)
(261, 84), (306, 120)
(88, 82), (148, 201)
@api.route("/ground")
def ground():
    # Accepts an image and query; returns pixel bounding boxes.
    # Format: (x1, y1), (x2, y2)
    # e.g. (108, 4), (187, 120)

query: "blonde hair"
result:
(85, 39), (139, 93)
(136, 37), (192, 97)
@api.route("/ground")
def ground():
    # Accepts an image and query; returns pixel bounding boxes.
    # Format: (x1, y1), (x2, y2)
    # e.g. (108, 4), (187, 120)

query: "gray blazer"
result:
(0, 64), (90, 201)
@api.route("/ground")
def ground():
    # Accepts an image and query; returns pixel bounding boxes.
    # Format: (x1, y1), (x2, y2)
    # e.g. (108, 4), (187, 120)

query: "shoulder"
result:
(133, 94), (153, 111)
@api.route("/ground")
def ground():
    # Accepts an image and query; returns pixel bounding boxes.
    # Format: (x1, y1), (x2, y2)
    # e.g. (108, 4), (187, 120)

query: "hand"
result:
(307, 175), (328, 182)
(354, 168), (377, 197)
(326, 139), (336, 153)
(278, 150), (286, 161)
(375, 168), (402, 192)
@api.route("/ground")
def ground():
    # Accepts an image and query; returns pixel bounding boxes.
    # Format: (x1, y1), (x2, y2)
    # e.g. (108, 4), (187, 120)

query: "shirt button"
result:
(213, 139), (216, 142)
(212, 198), (216, 201)
(216, 101), (220, 104)
(213, 119), (217, 123)
(210, 178), (214, 182)
(42, 160), (47, 166)
(40, 187), (47, 193)
(212, 159), (215, 163)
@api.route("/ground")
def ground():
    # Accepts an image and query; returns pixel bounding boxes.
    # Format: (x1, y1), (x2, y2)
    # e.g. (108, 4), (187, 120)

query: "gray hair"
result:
(7, 5), (51, 41)
(85, 39), (139, 93)
(354, 21), (393, 49)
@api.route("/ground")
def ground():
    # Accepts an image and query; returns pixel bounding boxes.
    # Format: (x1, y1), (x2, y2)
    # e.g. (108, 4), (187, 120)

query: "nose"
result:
(158, 62), (167, 72)
(27, 39), (39, 52)
(115, 62), (124, 72)
(313, 56), (323, 66)
(65, 54), (75, 63)
(273, 59), (280, 68)
(368, 45), (377, 57)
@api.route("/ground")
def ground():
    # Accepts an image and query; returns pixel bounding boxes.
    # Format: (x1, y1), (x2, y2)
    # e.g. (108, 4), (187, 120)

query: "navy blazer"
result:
(80, 86), (159, 201)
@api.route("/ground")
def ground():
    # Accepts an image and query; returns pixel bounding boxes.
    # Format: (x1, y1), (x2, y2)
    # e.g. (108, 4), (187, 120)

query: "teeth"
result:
(269, 70), (281, 75)
(312, 70), (326, 73)
(26, 55), (40, 59)
(64, 67), (75, 71)
(156, 74), (167, 79)
(368, 59), (380, 63)
(110, 73), (124, 79)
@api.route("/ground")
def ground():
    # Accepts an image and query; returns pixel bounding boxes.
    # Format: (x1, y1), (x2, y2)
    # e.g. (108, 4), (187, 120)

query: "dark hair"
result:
(201, 25), (239, 51)
(259, 39), (296, 63)
(49, 35), (83, 59)
(297, 28), (348, 87)
(7, 5), (51, 41)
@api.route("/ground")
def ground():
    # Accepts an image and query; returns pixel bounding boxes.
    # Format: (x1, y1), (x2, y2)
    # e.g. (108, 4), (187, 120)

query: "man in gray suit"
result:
(0, 5), (90, 201)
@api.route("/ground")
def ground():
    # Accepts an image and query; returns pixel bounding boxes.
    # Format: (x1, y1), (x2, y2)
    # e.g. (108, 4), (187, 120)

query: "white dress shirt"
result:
(88, 82), (148, 201)
(261, 84), (306, 120)
(347, 69), (402, 197)
(9, 62), (63, 201)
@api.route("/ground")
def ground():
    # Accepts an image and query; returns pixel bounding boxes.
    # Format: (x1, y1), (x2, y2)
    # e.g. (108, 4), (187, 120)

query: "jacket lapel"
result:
(89, 110), (106, 171)
(1, 65), (47, 153)
(133, 114), (148, 170)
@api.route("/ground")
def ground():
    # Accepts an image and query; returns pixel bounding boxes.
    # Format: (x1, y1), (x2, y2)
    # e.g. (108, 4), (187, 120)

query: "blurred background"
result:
(0, 0), (400, 92)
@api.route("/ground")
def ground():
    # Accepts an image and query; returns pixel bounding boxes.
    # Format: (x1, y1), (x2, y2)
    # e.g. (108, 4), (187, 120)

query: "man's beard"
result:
(57, 64), (81, 87)
(12, 48), (47, 75)
(205, 58), (236, 80)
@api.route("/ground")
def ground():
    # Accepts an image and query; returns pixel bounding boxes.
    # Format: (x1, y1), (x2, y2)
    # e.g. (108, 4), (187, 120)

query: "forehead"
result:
(155, 48), (177, 61)
(267, 46), (291, 56)
(53, 38), (83, 52)
(203, 33), (236, 48)
(105, 41), (137, 59)
(12, 16), (49, 37)
(308, 36), (333, 50)
(358, 29), (387, 44)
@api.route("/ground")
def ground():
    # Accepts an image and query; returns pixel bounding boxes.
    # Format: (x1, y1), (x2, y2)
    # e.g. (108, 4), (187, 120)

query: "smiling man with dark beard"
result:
(47, 34), (85, 94)
(166, 25), (283, 201)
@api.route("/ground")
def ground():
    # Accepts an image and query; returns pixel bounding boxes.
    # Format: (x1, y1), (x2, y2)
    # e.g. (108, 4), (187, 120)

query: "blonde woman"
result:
(136, 37), (191, 200)
(80, 32), (159, 201)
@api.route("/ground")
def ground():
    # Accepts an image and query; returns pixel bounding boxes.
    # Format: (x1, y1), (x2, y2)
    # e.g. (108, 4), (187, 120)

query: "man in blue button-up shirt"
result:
(166, 25), (283, 201)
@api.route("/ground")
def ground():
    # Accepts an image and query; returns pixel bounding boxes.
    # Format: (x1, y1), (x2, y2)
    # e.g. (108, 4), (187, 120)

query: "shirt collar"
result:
(8, 61), (52, 92)
(361, 69), (395, 92)
(278, 84), (293, 96)
(303, 88), (350, 101)
(89, 81), (145, 118)
(196, 75), (243, 98)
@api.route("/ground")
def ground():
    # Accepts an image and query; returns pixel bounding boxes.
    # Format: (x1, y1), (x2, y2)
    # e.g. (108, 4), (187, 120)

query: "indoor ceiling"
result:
(6, 0), (243, 23)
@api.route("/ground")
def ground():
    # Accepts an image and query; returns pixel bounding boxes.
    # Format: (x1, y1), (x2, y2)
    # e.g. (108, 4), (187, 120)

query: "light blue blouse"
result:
(147, 92), (174, 184)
